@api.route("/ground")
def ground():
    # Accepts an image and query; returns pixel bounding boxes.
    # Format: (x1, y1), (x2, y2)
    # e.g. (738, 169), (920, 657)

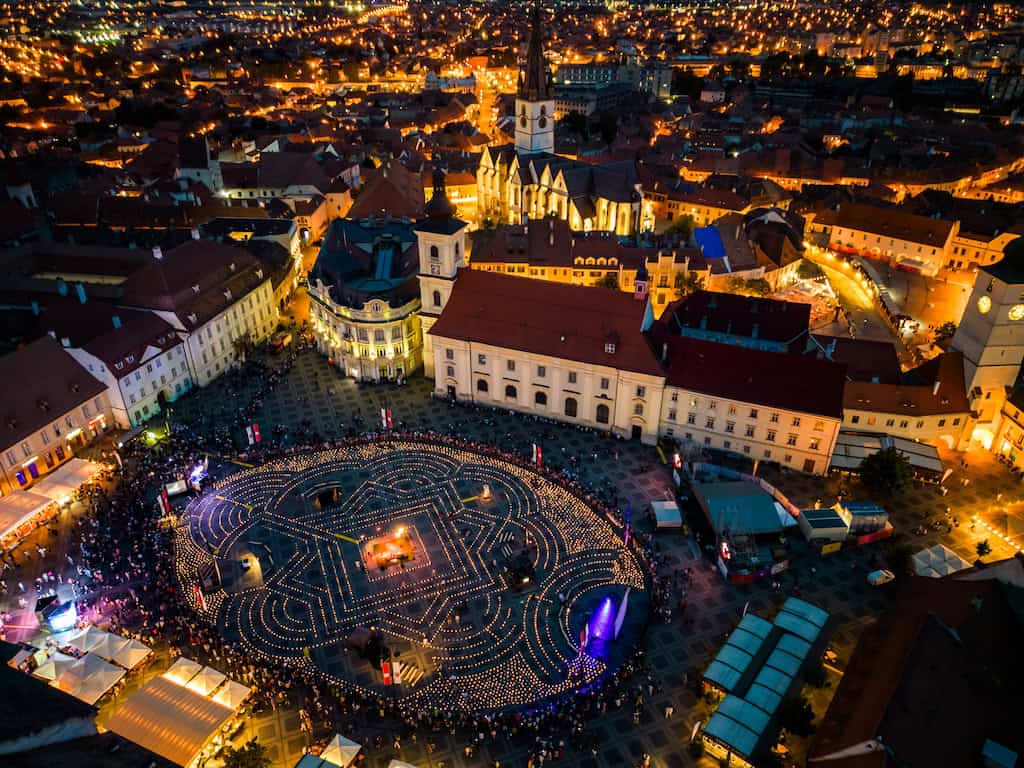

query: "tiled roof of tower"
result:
(428, 269), (663, 376)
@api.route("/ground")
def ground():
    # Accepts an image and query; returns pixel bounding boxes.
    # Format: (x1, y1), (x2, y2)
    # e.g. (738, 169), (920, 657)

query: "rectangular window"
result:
(537, 365), (546, 377)
(82, 403), (92, 419)
(813, 420), (824, 431)
(938, 419), (946, 427)
(766, 430), (777, 442)
(668, 409), (677, 421)
(708, 400), (717, 410)
(792, 417), (801, 427)
(600, 377), (610, 390)
(507, 360), (516, 372)
(899, 420), (909, 428)
(725, 421), (735, 433)
(886, 418), (895, 427)
(687, 413), (696, 425)
(478, 354), (487, 365)
(809, 438), (821, 451)
(764, 449), (772, 459)
(953, 418), (961, 426)
(769, 413), (779, 423)
(671, 391), (678, 402)
(41, 430), (50, 445)
(5, 451), (17, 467)
(446, 349), (454, 360)
(743, 445), (751, 454)
(749, 408), (758, 418)
(851, 415), (860, 424)
(745, 425), (755, 437)
(723, 440), (731, 450)
(728, 404), (737, 415)
(636, 386), (646, 398)
(705, 417), (715, 429)
(568, 372), (577, 384)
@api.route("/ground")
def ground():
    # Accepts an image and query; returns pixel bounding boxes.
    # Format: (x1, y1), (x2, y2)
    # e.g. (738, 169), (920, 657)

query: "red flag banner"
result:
(382, 661), (392, 685)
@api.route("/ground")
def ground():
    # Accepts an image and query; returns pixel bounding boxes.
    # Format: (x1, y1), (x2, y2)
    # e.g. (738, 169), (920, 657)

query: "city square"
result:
(176, 439), (648, 713)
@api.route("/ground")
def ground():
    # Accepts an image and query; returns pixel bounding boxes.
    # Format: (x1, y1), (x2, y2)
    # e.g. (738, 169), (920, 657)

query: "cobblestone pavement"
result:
(7, 343), (1021, 768)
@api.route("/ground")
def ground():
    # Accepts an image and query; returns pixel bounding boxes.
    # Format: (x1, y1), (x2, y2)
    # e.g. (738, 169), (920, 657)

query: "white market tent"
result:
(187, 666), (226, 697)
(322, 734), (362, 766)
(913, 543), (971, 578)
(52, 652), (126, 705)
(164, 656), (203, 686)
(65, 625), (110, 653)
(652, 500), (682, 529)
(107, 661), (250, 767)
(90, 632), (130, 662)
(31, 458), (106, 504)
(32, 650), (76, 681)
(0, 490), (53, 541)
(111, 638), (153, 670)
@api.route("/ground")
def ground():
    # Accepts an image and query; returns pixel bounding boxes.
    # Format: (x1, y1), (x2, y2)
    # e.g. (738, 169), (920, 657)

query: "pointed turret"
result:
(423, 166), (456, 220)
(518, 0), (552, 101)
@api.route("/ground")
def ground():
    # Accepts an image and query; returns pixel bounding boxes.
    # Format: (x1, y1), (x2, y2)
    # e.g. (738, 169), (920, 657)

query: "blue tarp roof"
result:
(745, 682), (783, 714)
(705, 659), (744, 692)
(776, 633), (811, 660)
(694, 226), (726, 259)
(705, 710), (760, 758)
(782, 597), (829, 627)
(727, 627), (766, 656)
(718, 695), (771, 736)
(736, 613), (773, 639)
(695, 481), (783, 535)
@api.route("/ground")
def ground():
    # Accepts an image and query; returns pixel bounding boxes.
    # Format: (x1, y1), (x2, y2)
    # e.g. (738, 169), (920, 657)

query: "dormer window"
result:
(229, 262), (236, 272)
(256, 269), (264, 279)
(223, 289), (233, 301)
(192, 284), (200, 294)
(605, 342), (616, 354)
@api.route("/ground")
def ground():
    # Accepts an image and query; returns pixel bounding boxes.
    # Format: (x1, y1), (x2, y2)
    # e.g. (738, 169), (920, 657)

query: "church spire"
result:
(518, 0), (552, 101)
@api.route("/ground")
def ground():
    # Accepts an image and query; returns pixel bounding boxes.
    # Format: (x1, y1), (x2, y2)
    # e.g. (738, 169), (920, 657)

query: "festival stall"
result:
(51, 652), (126, 705)
(106, 659), (251, 767)
(30, 458), (106, 506)
(0, 490), (56, 550)
(294, 734), (363, 768)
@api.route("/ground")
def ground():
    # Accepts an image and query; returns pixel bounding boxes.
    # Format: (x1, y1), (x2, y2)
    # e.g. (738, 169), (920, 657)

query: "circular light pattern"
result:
(175, 438), (645, 713)
(1010, 304), (1024, 321)
(978, 295), (992, 314)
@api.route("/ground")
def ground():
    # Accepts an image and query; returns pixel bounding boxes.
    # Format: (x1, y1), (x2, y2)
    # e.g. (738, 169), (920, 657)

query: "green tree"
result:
(777, 695), (816, 737)
(859, 447), (913, 497)
(665, 213), (695, 240)
(222, 740), (271, 768)
(598, 111), (618, 145)
(675, 270), (705, 299)
(797, 259), (822, 280)
(976, 539), (992, 559)
(595, 272), (619, 290)
(934, 321), (958, 343)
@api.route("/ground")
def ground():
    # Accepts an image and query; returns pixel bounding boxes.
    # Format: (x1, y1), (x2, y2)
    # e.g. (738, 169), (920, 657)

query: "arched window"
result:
(476, 379), (489, 393)
(535, 391), (548, 406)
(432, 290), (442, 307)
(564, 397), (578, 418)
(505, 384), (517, 400)
(596, 404), (610, 424)
(633, 403), (644, 416)
(430, 245), (439, 260)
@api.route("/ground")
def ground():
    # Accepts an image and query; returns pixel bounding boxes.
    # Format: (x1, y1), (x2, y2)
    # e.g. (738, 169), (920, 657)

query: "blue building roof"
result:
(694, 226), (726, 260)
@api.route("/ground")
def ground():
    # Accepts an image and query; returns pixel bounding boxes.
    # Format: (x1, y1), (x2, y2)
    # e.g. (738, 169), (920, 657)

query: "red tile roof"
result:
(428, 269), (663, 376)
(0, 336), (106, 448)
(663, 336), (846, 419)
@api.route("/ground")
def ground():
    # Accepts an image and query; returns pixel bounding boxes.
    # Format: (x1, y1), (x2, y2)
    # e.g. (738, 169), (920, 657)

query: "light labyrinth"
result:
(175, 439), (646, 712)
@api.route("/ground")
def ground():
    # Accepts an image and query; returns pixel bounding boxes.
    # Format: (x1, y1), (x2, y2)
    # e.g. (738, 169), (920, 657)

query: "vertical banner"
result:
(393, 661), (402, 685)
(193, 584), (207, 612)
(252, 423), (261, 443)
(381, 661), (392, 685)
(386, 409), (393, 429)
(623, 501), (632, 547)
(380, 407), (387, 430)
(246, 426), (254, 445)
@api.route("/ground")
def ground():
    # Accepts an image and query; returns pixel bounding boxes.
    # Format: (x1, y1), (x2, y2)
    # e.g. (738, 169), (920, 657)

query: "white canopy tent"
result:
(111, 638), (152, 670)
(322, 734), (362, 766)
(212, 679), (250, 709)
(913, 543), (971, 578)
(164, 656), (203, 686)
(65, 625), (110, 653)
(52, 652), (126, 705)
(31, 458), (106, 505)
(187, 666), (227, 697)
(90, 632), (130, 662)
(32, 650), (76, 681)
(0, 490), (53, 541)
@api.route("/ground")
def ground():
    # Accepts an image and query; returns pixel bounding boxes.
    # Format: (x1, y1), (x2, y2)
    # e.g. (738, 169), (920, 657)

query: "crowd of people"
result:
(0, 346), (696, 768)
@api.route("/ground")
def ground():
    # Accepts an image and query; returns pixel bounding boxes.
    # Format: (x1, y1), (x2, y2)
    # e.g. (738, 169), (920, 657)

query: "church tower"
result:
(514, 0), (554, 155)
(952, 237), (1024, 442)
(415, 168), (468, 378)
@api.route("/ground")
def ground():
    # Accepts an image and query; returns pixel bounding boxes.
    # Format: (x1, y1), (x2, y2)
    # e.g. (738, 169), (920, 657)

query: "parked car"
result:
(867, 569), (895, 586)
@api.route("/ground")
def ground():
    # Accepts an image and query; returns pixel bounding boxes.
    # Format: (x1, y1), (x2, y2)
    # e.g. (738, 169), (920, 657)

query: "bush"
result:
(777, 695), (816, 737)
(859, 447), (913, 497)
(687, 740), (705, 758)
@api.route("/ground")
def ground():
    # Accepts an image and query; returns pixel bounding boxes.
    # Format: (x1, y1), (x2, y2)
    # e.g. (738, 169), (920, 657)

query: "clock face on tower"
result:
(978, 296), (992, 314)
(1010, 304), (1024, 321)
(430, 264), (440, 275)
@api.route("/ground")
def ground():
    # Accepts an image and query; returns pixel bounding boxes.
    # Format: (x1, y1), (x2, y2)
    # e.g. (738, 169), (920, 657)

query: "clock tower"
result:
(952, 237), (1024, 434)
(416, 168), (468, 378)
(514, 0), (554, 155)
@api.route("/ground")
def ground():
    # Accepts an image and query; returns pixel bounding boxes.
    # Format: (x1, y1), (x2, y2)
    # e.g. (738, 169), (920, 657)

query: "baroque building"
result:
(476, 2), (643, 235)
